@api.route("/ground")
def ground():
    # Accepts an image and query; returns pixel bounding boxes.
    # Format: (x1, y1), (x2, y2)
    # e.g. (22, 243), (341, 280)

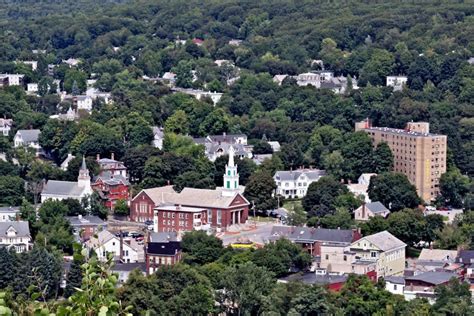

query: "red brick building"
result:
(91, 173), (130, 210)
(131, 147), (250, 232)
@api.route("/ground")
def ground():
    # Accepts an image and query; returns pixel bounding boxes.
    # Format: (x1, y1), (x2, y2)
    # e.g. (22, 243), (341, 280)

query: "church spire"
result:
(78, 155), (90, 188)
(222, 146), (239, 197)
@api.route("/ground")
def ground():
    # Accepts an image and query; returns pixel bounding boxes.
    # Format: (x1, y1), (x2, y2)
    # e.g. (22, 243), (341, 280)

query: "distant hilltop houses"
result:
(272, 70), (358, 94)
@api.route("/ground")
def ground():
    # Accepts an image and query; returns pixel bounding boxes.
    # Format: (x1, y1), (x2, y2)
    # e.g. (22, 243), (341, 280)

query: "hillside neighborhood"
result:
(0, 0), (473, 315)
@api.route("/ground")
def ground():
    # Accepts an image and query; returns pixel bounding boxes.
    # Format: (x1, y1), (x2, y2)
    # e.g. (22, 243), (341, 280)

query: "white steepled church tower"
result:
(77, 156), (92, 193)
(222, 146), (239, 197)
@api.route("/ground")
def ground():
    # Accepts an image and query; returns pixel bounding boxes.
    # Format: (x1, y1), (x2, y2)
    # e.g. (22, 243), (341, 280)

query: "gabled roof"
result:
(16, 129), (40, 142)
(359, 231), (406, 251)
(364, 202), (389, 214)
(42, 180), (84, 197)
(0, 221), (30, 237)
(384, 276), (405, 285)
(418, 249), (458, 262)
(456, 250), (474, 264)
(193, 133), (247, 145)
(94, 172), (129, 186)
(270, 226), (355, 244)
(147, 240), (181, 256)
(0, 206), (20, 214)
(150, 231), (179, 243)
(405, 271), (457, 285)
(137, 185), (249, 209)
(86, 230), (141, 252)
(274, 169), (326, 182)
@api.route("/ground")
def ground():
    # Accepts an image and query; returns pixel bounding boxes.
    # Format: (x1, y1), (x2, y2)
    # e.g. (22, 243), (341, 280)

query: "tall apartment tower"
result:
(356, 119), (447, 202)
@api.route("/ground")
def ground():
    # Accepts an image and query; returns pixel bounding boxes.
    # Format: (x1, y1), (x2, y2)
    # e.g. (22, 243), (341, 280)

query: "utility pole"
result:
(252, 200), (256, 228)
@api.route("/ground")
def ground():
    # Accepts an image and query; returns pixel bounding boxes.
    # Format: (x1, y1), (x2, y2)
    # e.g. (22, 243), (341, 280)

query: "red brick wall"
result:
(157, 210), (208, 232)
(130, 192), (155, 222)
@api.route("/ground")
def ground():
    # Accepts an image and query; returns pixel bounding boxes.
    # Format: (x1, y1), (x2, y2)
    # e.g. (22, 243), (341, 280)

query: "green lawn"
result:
(282, 200), (302, 213)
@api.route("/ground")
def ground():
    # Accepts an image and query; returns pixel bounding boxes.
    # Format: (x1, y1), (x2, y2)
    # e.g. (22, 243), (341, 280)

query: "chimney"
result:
(96, 154), (100, 161)
(119, 230), (124, 262)
(111, 153), (115, 160)
(78, 214), (82, 220)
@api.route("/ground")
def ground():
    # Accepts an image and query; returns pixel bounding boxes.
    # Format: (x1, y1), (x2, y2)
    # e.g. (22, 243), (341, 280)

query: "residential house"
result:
(60, 153), (76, 171)
(75, 95), (93, 112)
(228, 39), (243, 46)
(214, 59), (233, 67)
(66, 215), (107, 241)
(354, 202), (390, 221)
(386, 76), (407, 91)
(131, 149), (250, 232)
(152, 126), (164, 149)
(404, 271), (460, 303)
(456, 250), (474, 266)
(112, 263), (146, 283)
(268, 226), (361, 257)
(273, 74), (289, 85)
(162, 72), (176, 83)
(267, 141), (281, 152)
(14, 129), (42, 155)
(86, 87), (112, 104)
(193, 133), (252, 162)
(50, 107), (78, 121)
(97, 154), (128, 179)
(0, 221), (32, 253)
(295, 71), (334, 87)
(424, 208), (463, 224)
(91, 172), (130, 210)
(0, 74), (24, 86)
(0, 206), (20, 222)
(0, 118), (13, 136)
(41, 157), (93, 202)
(172, 87), (223, 105)
(384, 276), (405, 295)
(192, 38), (204, 46)
(274, 169), (326, 199)
(252, 154), (273, 166)
(26, 83), (38, 95)
(349, 231), (406, 278)
(17, 61), (38, 71)
(347, 173), (377, 203)
(63, 58), (81, 67)
(86, 230), (144, 263)
(146, 231), (182, 275)
(418, 249), (458, 263)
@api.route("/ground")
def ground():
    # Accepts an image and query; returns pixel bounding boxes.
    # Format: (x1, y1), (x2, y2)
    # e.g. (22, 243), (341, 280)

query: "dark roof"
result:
(42, 180), (84, 197)
(365, 202), (389, 214)
(111, 262), (146, 273)
(66, 215), (107, 227)
(274, 169), (326, 182)
(147, 241), (181, 256)
(405, 271), (458, 285)
(0, 206), (20, 213)
(280, 272), (347, 285)
(16, 129), (40, 142)
(193, 134), (247, 145)
(270, 226), (354, 244)
(94, 171), (129, 186)
(456, 250), (474, 264)
(384, 276), (405, 285)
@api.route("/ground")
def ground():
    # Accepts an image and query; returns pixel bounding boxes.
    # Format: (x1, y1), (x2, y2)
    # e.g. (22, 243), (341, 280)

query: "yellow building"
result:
(356, 120), (447, 202)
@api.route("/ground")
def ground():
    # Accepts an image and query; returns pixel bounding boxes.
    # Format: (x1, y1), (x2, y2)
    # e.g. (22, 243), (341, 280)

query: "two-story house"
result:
(75, 95), (93, 112)
(0, 206), (20, 222)
(86, 230), (143, 263)
(66, 215), (107, 241)
(14, 129), (42, 155)
(146, 231), (182, 275)
(349, 231), (406, 278)
(0, 118), (13, 136)
(0, 221), (32, 253)
(274, 169), (326, 199)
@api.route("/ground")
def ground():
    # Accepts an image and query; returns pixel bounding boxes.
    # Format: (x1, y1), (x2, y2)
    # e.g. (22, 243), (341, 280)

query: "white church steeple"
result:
(222, 146), (239, 197)
(77, 156), (91, 188)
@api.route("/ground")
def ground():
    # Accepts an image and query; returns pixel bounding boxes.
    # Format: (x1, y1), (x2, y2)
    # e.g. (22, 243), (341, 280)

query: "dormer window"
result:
(6, 227), (17, 237)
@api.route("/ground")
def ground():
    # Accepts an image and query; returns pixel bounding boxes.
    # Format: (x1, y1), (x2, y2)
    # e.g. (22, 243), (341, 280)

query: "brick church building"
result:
(130, 147), (250, 232)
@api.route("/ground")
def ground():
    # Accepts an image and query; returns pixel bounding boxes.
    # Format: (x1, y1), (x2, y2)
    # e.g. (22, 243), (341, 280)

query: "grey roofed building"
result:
(418, 249), (458, 262)
(42, 180), (86, 198)
(274, 169), (326, 182)
(15, 129), (40, 143)
(269, 225), (356, 245)
(384, 276), (405, 285)
(193, 133), (247, 145)
(274, 169), (327, 199)
(94, 172), (130, 186)
(66, 215), (106, 227)
(363, 231), (406, 251)
(0, 221), (30, 237)
(456, 250), (474, 264)
(150, 231), (179, 243)
(405, 271), (458, 286)
(363, 202), (389, 214)
(279, 272), (348, 285)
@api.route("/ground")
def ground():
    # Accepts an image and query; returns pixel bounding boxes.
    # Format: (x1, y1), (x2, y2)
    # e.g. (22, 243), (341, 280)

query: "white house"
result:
(384, 276), (405, 295)
(0, 221), (32, 253)
(354, 202), (390, 221)
(76, 95), (93, 112)
(386, 76), (407, 91)
(86, 230), (144, 263)
(60, 153), (76, 171)
(273, 74), (289, 85)
(17, 61), (38, 71)
(0, 74), (24, 86)
(172, 87), (223, 105)
(274, 169), (327, 199)
(0, 118), (13, 136)
(347, 173), (377, 203)
(62, 58), (81, 67)
(27, 83), (38, 95)
(14, 130), (42, 155)
(296, 71), (334, 87)
(152, 126), (164, 149)
(0, 206), (20, 222)
(41, 157), (93, 202)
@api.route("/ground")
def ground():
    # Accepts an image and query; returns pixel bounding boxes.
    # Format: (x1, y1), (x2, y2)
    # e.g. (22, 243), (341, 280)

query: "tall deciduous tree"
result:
(244, 170), (277, 212)
(372, 142), (394, 173)
(302, 176), (348, 217)
(368, 173), (421, 211)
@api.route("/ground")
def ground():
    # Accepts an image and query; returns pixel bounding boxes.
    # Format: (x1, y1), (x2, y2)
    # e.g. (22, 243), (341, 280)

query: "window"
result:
(371, 251), (377, 258)
(394, 285), (397, 290)
(217, 210), (222, 225)
(343, 255), (347, 261)
(226, 181), (230, 189)
(325, 254), (329, 260)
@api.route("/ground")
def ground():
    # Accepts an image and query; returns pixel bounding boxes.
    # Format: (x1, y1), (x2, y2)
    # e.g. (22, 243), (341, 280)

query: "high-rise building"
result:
(356, 119), (447, 202)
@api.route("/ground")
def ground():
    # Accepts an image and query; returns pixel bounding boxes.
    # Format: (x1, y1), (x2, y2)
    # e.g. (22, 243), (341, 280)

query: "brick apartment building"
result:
(356, 120), (447, 201)
(146, 232), (182, 275)
(130, 146), (250, 232)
